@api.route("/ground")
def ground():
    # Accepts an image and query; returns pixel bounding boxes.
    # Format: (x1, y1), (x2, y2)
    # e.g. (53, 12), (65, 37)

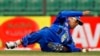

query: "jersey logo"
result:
(61, 33), (67, 42)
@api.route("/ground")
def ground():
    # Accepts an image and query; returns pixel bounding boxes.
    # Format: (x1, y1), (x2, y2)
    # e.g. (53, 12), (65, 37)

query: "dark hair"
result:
(76, 20), (83, 25)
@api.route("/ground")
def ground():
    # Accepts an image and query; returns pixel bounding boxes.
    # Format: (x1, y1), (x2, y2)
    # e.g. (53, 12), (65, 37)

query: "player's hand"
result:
(81, 48), (88, 53)
(83, 11), (90, 15)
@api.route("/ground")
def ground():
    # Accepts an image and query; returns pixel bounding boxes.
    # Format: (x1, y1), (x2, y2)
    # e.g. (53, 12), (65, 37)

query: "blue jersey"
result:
(21, 11), (83, 52)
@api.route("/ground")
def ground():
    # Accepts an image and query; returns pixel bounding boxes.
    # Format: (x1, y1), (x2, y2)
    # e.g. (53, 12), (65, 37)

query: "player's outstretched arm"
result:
(58, 10), (90, 17)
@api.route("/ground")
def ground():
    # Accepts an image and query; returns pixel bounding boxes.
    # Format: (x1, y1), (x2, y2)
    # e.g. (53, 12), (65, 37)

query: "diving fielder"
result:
(6, 10), (90, 52)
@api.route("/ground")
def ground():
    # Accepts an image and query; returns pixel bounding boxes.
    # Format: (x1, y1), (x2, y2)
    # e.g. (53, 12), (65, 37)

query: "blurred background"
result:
(0, 0), (99, 16)
(0, 0), (100, 51)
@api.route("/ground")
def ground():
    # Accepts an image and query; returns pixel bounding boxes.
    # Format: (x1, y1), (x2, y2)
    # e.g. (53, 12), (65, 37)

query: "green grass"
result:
(0, 51), (100, 56)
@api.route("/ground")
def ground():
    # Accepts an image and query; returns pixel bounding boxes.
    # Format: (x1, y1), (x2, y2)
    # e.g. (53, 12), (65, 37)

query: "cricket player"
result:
(6, 10), (90, 52)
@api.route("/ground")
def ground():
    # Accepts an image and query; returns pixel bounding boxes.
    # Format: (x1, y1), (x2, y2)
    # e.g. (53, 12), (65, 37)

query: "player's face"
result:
(68, 17), (79, 29)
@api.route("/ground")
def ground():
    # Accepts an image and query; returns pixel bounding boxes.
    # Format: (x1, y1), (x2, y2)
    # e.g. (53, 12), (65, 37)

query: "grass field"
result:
(0, 51), (100, 56)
